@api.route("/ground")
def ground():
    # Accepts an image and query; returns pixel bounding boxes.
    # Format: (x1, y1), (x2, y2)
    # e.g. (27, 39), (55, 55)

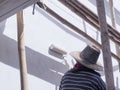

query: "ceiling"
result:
(0, 0), (37, 22)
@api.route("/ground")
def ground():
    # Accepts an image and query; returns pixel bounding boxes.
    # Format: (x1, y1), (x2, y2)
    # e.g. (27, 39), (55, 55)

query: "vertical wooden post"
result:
(17, 11), (28, 90)
(109, 0), (120, 71)
(96, 0), (115, 90)
(109, 0), (116, 27)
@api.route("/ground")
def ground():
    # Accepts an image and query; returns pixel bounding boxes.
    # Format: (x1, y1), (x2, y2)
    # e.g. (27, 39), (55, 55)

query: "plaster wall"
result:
(0, 0), (120, 90)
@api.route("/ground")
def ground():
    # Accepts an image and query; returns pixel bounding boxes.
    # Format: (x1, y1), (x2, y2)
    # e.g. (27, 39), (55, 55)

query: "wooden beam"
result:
(0, 0), (37, 22)
(37, 1), (120, 63)
(58, 0), (120, 47)
(96, 0), (115, 90)
(17, 11), (28, 90)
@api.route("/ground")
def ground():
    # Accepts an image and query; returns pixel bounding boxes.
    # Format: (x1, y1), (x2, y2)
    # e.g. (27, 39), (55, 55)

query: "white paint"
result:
(0, 0), (120, 90)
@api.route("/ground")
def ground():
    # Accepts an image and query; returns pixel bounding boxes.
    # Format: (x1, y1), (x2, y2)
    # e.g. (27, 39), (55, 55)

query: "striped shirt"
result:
(59, 67), (106, 90)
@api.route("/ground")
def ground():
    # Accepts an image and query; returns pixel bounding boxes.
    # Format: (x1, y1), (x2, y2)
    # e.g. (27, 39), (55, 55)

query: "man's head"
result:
(70, 45), (103, 71)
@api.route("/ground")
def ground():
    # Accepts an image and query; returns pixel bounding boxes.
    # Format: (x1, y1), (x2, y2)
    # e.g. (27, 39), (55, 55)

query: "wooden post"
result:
(17, 11), (28, 90)
(96, 0), (115, 90)
(109, 0), (115, 27)
(109, 0), (120, 71)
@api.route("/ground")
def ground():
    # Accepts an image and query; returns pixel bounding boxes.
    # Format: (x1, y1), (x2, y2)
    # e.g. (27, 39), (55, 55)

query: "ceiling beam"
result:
(0, 0), (37, 22)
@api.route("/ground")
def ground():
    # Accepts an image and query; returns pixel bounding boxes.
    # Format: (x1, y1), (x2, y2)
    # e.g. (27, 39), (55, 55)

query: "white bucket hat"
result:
(70, 45), (103, 71)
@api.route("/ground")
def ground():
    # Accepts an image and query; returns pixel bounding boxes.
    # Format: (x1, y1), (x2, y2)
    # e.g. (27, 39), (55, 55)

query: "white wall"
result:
(0, 0), (120, 90)
(0, 5), (88, 90)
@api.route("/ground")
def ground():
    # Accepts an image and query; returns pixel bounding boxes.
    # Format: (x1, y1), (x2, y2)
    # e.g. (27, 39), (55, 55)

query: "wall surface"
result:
(0, 0), (120, 90)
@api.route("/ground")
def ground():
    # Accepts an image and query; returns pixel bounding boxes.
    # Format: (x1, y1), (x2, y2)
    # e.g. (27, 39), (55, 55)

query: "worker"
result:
(59, 45), (106, 90)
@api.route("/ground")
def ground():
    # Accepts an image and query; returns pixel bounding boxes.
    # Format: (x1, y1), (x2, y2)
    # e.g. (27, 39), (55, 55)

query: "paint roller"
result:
(49, 44), (67, 56)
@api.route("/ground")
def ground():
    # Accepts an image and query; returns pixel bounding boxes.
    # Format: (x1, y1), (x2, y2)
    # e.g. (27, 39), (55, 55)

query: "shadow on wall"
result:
(0, 4), (94, 86)
(88, 0), (120, 26)
(0, 21), (67, 86)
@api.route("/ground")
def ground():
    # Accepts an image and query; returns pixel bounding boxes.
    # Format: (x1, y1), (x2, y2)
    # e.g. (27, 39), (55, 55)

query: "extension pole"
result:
(96, 0), (115, 90)
(17, 11), (28, 90)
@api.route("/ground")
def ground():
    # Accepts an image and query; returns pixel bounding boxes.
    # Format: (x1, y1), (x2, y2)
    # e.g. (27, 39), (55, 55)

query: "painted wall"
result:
(0, 0), (120, 90)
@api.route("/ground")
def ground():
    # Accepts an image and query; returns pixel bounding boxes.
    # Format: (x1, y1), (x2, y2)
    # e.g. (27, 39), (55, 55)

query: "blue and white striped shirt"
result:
(59, 67), (106, 90)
